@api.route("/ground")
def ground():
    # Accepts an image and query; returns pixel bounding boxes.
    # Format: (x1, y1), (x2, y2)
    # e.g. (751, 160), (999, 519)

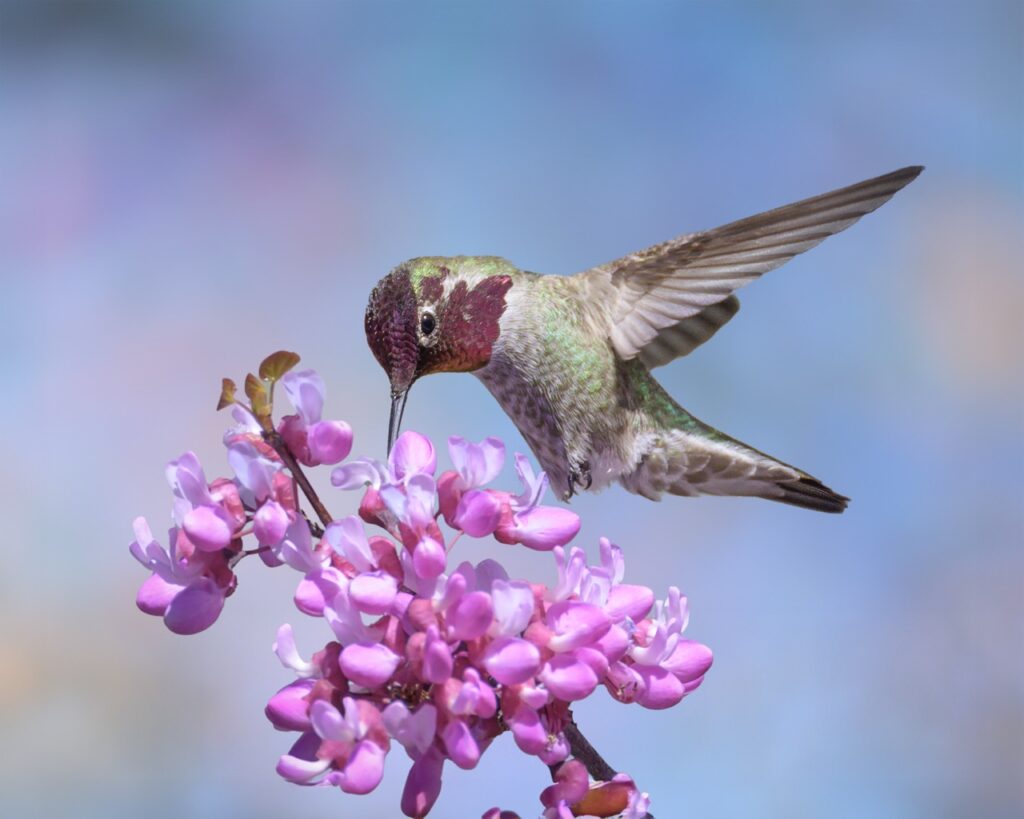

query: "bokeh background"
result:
(2, 2), (1021, 817)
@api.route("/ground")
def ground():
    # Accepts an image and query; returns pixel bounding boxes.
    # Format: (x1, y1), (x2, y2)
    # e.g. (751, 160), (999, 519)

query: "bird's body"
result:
(365, 166), (923, 512)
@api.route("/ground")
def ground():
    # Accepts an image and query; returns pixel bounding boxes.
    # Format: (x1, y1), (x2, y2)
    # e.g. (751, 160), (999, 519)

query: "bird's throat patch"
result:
(432, 275), (513, 372)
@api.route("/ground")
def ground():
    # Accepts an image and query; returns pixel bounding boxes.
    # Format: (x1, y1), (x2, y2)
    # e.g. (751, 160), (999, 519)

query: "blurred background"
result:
(1, 1), (1021, 817)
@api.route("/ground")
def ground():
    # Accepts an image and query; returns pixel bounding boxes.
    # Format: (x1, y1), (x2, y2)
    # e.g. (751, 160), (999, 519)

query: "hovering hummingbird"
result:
(365, 166), (922, 512)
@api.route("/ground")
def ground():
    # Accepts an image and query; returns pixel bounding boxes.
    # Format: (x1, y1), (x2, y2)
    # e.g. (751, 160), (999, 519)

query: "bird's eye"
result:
(420, 312), (436, 336)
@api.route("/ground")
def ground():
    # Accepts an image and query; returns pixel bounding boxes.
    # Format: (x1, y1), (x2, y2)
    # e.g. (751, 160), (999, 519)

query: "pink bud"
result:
(340, 643), (401, 690)
(254, 499), (290, 545)
(265, 679), (315, 732)
(412, 536), (446, 580)
(308, 419), (353, 465)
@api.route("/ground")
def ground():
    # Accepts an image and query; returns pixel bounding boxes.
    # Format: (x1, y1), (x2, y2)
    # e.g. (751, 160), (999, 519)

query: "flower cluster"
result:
(129, 353), (712, 818)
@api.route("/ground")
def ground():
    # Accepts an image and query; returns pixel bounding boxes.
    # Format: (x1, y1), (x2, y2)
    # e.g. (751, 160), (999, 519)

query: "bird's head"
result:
(364, 256), (514, 452)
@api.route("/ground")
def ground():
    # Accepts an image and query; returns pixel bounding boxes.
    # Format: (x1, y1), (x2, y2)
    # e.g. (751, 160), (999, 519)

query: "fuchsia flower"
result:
(130, 362), (709, 817)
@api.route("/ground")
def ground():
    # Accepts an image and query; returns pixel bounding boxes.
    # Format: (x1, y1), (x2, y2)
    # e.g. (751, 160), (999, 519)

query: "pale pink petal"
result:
(483, 636), (542, 685)
(281, 369), (325, 425)
(539, 653), (599, 701)
(163, 577), (225, 635)
(490, 579), (535, 636)
(325, 516), (375, 572)
(330, 458), (387, 490)
(273, 624), (316, 677)
(308, 419), (353, 465)
(448, 436), (505, 487)
(276, 731), (330, 783)
(310, 698), (349, 741)
(340, 643), (401, 690)
(390, 431), (436, 479)
(383, 702), (437, 758)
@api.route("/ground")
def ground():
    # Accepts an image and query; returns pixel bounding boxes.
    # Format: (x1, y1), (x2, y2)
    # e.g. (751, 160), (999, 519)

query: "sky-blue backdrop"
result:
(2, 2), (1021, 818)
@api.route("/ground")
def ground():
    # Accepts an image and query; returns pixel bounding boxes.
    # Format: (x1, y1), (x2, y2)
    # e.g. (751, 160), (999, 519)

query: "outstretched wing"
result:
(582, 166), (923, 362)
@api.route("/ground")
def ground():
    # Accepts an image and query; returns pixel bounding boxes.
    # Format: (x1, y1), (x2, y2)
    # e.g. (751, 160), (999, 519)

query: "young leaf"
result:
(216, 378), (237, 411)
(245, 373), (271, 424)
(259, 350), (301, 383)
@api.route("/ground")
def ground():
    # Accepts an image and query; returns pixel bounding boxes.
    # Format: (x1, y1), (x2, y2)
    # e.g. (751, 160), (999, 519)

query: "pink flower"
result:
(278, 370), (353, 466)
(129, 517), (233, 635)
(132, 362), (711, 818)
(494, 455), (581, 551)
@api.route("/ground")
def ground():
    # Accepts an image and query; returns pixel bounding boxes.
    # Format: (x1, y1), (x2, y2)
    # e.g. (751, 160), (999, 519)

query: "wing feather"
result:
(585, 166), (923, 361)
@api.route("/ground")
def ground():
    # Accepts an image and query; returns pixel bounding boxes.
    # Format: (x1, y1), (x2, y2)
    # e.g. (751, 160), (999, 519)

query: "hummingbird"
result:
(364, 166), (922, 512)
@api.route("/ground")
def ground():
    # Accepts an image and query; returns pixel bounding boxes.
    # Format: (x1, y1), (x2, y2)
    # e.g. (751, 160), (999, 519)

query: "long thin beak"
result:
(387, 389), (410, 454)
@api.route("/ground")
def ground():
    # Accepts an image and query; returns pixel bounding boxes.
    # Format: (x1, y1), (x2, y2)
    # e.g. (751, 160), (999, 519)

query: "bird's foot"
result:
(565, 461), (593, 500)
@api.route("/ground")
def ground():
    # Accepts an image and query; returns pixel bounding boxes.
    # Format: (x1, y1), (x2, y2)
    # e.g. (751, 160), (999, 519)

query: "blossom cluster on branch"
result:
(129, 352), (712, 818)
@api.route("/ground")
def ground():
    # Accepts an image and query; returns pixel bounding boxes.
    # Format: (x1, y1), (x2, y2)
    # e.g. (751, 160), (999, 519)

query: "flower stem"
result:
(263, 430), (334, 527)
(564, 719), (655, 819)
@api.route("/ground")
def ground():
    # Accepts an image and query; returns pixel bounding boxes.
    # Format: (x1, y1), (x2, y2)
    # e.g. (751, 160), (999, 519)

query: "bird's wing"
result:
(637, 296), (740, 369)
(580, 166), (923, 362)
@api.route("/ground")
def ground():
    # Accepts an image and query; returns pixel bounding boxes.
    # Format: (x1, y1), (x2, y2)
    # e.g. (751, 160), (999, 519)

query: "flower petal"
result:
(401, 747), (444, 818)
(182, 505), (234, 552)
(333, 739), (387, 794)
(539, 653), (599, 701)
(442, 719), (480, 770)
(340, 643), (401, 690)
(281, 369), (325, 426)
(483, 636), (541, 685)
(452, 490), (503, 537)
(265, 679), (315, 732)
(490, 579), (535, 636)
(163, 577), (225, 634)
(446, 591), (494, 641)
(276, 731), (330, 783)
(349, 571), (398, 615)
(509, 506), (580, 551)
(308, 419), (353, 465)
(254, 499), (290, 546)
(390, 431), (436, 479)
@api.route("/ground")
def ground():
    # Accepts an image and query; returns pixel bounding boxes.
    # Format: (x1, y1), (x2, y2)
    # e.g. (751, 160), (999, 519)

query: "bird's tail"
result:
(619, 424), (849, 513)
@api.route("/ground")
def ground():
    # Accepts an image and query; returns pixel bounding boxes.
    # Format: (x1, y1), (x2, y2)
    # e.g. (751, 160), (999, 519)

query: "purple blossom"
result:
(129, 360), (709, 818)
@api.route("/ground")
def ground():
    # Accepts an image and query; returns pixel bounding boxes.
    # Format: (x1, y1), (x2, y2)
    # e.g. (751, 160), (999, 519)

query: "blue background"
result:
(2, 2), (1021, 817)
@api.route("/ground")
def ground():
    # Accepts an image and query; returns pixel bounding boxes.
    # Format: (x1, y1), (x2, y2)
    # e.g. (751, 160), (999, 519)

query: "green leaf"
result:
(216, 377), (237, 411)
(259, 350), (301, 383)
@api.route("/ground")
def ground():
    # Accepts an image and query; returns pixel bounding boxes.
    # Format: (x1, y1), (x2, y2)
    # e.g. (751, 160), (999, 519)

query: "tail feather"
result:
(619, 427), (849, 514)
